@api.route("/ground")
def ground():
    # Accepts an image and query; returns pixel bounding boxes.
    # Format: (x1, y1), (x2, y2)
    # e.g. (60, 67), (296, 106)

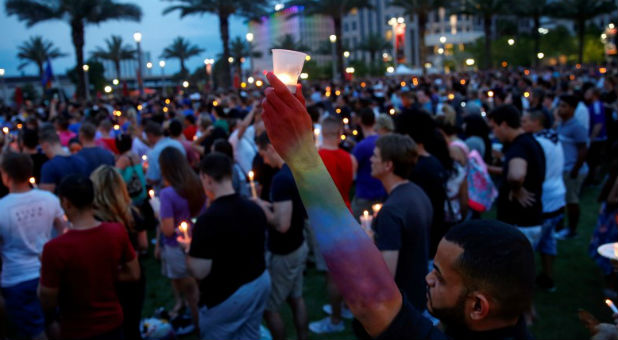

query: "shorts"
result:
(2, 278), (45, 338)
(160, 244), (189, 279)
(266, 242), (308, 311)
(537, 213), (564, 255)
(516, 225), (543, 249)
(199, 270), (271, 340)
(564, 172), (586, 204)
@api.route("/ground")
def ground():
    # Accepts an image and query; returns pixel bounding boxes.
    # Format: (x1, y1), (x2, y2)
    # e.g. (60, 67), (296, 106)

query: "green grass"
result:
(142, 185), (611, 339)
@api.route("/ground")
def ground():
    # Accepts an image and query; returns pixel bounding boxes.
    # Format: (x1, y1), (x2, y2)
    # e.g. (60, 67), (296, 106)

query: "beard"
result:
(427, 288), (469, 331)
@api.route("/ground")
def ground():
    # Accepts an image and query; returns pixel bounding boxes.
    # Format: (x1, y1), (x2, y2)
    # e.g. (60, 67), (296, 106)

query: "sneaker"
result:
(536, 274), (556, 292)
(170, 314), (195, 336)
(309, 317), (345, 334)
(322, 304), (354, 320)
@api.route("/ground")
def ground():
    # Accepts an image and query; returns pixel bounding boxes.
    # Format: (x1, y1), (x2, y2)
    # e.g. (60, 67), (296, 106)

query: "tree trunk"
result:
(483, 15), (492, 70)
(418, 13), (427, 68)
(333, 15), (345, 82)
(220, 14), (232, 89)
(71, 19), (86, 100)
(115, 61), (121, 80)
(533, 15), (540, 67)
(577, 18), (585, 64)
(180, 58), (187, 76)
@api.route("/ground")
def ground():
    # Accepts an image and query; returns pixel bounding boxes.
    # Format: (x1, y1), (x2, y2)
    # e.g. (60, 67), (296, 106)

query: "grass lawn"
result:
(142, 185), (612, 339)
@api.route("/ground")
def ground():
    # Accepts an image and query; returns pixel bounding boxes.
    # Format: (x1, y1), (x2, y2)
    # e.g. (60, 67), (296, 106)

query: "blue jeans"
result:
(199, 270), (271, 340)
(2, 278), (45, 338)
(539, 213), (563, 256)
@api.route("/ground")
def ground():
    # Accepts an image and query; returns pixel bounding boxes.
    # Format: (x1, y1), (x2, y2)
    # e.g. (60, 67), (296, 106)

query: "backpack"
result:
(126, 157), (145, 199)
(466, 149), (498, 212)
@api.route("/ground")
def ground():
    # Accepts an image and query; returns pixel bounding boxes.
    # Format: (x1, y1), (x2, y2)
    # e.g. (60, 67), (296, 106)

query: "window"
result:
(344, 23), (349, 31)
(352, 21), (357, 30)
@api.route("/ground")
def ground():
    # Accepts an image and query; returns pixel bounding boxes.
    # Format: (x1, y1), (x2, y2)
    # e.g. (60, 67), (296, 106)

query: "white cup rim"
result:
(271, 49), (308, 58)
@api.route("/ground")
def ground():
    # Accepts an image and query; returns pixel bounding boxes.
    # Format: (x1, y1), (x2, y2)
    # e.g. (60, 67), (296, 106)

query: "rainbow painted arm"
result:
(262, 72), (402, 336)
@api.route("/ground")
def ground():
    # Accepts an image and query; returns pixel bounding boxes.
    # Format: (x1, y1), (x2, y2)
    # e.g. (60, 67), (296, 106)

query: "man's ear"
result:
(468, 292), (491, 321)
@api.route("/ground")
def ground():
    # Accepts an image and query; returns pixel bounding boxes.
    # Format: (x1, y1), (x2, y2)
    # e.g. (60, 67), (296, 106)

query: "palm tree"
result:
(459, 0), (508, 69)
(513, 0), (549, 66)
(389, 0), (448, 68)
(91, 35), (135, 80)
(161, 37), (205, 76)
(291, 0), (372, 81)
(162, 0), (271, 88)
(229, 36), (262, 77)
(17, 36), (65, 78)
(271, 34), (312, 53)
(357, 32), (392, 65)
(6, 0), (142, 100)
(547, 0), (614, 64)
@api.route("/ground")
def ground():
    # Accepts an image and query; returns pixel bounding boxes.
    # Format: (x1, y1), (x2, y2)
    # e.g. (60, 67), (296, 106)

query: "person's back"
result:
(374, 182), (432, 310)
(78, 146), (115, 175)
(533, 130), (566, 213)
(319, 148), (353, 209)
(41, 222), (135, 339)
(41, 154), (89, 187)
(353, 135), (386, 201)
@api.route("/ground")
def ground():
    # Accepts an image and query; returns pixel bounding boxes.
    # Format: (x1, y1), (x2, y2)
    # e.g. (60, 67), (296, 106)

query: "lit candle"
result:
(29, 177), (37, 188)
(372, 203), (383, 217)
(272, 49), (308, 93)
(179, 221), (190, 241)
(313, 128), (321, 148)
(2, 127), (8, 135)
(248, 170), (257, 198)
(360, 210), (373, 232)
(142, 155), (148, 162)
(606, 299), (618, 314)
(148, 189), (155, 199)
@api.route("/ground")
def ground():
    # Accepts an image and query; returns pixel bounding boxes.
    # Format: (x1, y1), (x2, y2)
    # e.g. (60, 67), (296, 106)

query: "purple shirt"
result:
(352, 135), (386, 200)
(159, 187), (194, 247)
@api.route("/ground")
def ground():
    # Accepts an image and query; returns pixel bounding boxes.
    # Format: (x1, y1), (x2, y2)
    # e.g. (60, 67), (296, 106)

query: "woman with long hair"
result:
(90, 165), (148, 340)
(156, 146), (205, 335)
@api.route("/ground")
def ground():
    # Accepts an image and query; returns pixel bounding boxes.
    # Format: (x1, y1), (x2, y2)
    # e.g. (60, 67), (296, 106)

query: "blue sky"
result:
(0, 0), (249, 76)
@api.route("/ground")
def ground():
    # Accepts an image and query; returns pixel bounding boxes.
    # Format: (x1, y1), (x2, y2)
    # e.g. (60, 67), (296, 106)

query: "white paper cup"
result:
(272, 49), (308, 93)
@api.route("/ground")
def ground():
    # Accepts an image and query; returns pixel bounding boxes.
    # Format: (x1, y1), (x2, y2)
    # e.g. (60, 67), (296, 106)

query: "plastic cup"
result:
(272, 49), (308, 93)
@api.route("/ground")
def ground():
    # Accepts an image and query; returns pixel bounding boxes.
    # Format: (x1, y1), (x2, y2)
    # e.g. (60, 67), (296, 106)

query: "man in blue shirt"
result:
(144, 121), (186, 188)
(39, 126), (89, 193)
(585, 87), (607, 185)
(556, 95), (589, 239)
(77, 122), (115, 175)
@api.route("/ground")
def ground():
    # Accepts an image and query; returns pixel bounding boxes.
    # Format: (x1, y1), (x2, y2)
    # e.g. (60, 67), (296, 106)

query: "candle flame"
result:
(363, 210), (369, 217)
(372, 203), (383, 214)
(606, 299), (613, 307)
(148, 189), (155, 199)
(142, 155), (148, 161)
(2, 127), (8, 134)
(248, 170), (255, 181)
(179, 221), (188, 232)
(29, 177), (36, 185)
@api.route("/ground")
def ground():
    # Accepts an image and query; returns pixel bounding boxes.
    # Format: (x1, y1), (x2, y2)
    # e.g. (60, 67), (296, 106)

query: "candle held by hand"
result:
(606, 299), (618, 314)
(360, 210), (373, 232)
(248, 170), (258, 198)
(179, 221), (190, 241)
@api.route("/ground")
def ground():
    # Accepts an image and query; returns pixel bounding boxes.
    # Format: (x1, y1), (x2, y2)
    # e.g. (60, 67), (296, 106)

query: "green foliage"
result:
(67, 60), (106, 93)
(356, 33), (392, 65)
(271, 34), (312, 53)
(91, 35), (136, 78)
(17, 36), (65, 75)
(160, 37), (205, 76)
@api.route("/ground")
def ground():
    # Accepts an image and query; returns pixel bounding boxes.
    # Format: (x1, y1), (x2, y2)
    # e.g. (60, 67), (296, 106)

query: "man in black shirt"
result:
(488, 105), (546, 247)
(187, 152), (271, 340)
(254, 132), (309, 340)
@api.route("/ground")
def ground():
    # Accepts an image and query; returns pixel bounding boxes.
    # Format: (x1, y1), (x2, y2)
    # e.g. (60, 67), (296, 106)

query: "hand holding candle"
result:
(248, 170), (257, 198)
(272, 49), (308, 93)
(179, 221), (190, 241)
(372, 203), (382, 217)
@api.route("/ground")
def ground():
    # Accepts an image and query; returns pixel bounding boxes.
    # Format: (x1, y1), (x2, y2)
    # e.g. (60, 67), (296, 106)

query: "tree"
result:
(6, 0), (142, 100)
(162, 0), (271, 88)
(547, 0), (614, 64)
(229, 36), (262, 78)
(160, 37), (204, 77)
(91, 35), (135, 80)
(459, 0), (508, 69)
(17, 36), (65, 79)
(271, 34), (312, 53)
(513, 0), (549, 66)
(389, 0), (447, 68)
(291, 0), (372, 81)
(357, 32), (392, 66)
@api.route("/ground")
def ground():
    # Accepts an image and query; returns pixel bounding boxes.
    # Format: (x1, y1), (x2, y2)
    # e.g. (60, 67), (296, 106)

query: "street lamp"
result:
(133, 32), (144, 96)
(204, 58), (214, 88)
(537, 52), (545, 59)
(0, 68), (6, 103)
(465, 58), (475, 66)
(182, 80), (189, 88)
(104, 85), (112, 94)
(246, 32), (255, 77)
(329, 35), (338, 82)
(113, 78), (119, 86)
(159, 60), (167, 95)
(82, 64), (90, 101)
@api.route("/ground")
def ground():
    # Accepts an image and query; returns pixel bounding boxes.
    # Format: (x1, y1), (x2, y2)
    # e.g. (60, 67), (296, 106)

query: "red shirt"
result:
(96, 138), (119, 155)
(40, 222), (136, 339)
(183, 125), (197, 141)
(319, 148), (354, 209)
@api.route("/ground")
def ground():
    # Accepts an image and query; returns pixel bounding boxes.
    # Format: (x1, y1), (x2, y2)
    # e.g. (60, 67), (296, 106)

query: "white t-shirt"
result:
(575, 102), (590, 133)
(534, 131), (566, 213)
(229, 126), (257, 176)
(0, 189), (64, 287)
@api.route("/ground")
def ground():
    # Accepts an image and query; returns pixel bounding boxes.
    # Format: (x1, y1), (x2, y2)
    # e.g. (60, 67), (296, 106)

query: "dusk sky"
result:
(0, 0), (249, 77)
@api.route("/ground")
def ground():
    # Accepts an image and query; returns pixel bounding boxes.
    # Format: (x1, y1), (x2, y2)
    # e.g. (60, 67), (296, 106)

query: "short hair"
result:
(359, 108), (376, 127)
(375, 114), (394, 132)
(199, 152), (233, 182)
(144, 121), (163, 136)
(526, 110), (546, 128)
(487, 105), (521, 129)
(57, 175), (94, 210)
(185, 114), (196, 125)
(115, 134), (133, 154)
(559, 95), (579, 108)
(199, 115), (213, 130)
(1, 152), (33, 182)
(168, 119), (183, 137)
(255, 131), (271, 150)
(375, 134), (418, 178)
(444, 220), (535, 320)
(79, 122), (97, 141)
(396, 111), (435, 145)
(38, 125), (60, 144)
(212, 138), (234, 159)
(321, 116), (342, 137)
(20, 128), (39, 149)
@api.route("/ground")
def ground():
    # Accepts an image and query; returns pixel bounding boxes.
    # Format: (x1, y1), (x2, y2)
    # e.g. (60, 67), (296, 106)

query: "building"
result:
(248, 5), (334, 74)
(100, 51), (153, 80)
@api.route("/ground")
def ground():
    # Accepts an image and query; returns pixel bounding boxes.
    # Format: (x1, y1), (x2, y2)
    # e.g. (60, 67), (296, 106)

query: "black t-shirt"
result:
(409, 155), (447, 257)
(269, 164), (306, 255)
(497, 133), (546, 227)
(373, 182), (432, 311)
(189, 194), (267, 308)
(29, 151), (49, 184)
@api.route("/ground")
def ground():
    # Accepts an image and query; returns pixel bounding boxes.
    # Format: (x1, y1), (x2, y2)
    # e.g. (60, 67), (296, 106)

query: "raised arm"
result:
(261, 72), (401, 337)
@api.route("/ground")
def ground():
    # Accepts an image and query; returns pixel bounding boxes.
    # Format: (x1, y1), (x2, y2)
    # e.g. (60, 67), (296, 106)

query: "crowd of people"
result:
(0, 64), (617, 340)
